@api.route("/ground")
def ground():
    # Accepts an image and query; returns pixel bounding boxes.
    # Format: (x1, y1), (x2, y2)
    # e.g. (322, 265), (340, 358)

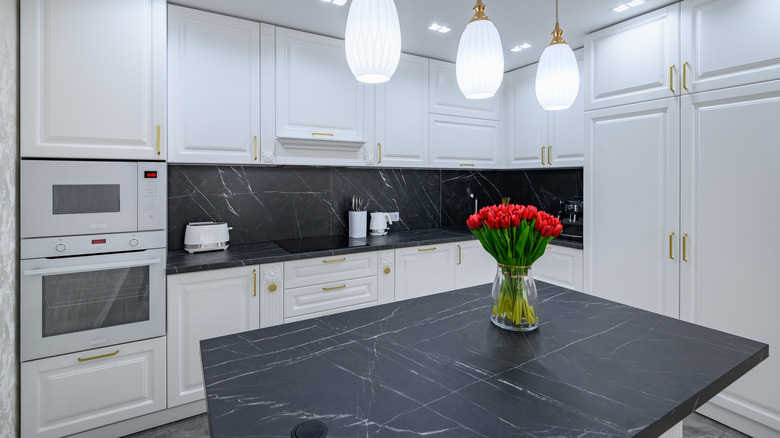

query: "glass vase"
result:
(491, 264), (539, 332)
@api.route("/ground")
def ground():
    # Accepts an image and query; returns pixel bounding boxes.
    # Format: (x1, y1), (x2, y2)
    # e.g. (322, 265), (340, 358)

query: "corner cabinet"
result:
(20, 0), (167, 160)
(274, 27), (371, 166)
(454, 241), (496, 289)
(166, 266), (260, 408)
(394, 244), (456, 300)
(167, 6), (261, 164)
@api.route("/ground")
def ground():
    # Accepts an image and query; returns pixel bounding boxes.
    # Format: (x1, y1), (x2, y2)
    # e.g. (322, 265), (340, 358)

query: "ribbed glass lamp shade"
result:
(535, 42), (579, 110)
(345, 0), (401, 84)
(456, 19), (504, 99)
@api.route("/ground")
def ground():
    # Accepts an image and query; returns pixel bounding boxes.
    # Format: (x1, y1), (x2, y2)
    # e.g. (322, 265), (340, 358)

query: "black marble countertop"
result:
(167, 227), (583, 275)
(200, 282), (767, 438)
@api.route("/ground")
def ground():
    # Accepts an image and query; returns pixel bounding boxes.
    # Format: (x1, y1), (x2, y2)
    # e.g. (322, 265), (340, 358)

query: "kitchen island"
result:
(199, 281), (767, 437)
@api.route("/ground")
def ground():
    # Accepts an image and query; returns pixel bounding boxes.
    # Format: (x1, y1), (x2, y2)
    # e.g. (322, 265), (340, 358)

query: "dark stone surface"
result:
(440, 170), (503, 229)
(200, 282), (768, 438)
(503, 168), (584, 216)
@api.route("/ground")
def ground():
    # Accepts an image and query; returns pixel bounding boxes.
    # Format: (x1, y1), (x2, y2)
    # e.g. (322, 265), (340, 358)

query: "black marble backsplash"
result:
(167, 165), (582, 249)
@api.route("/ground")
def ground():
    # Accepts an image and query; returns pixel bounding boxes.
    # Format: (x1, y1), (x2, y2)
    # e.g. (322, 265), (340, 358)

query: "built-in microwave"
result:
(20, 160), (166, 239)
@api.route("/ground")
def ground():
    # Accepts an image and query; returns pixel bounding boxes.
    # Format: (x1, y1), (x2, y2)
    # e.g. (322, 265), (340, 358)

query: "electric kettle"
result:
(369, 212), (392, 236)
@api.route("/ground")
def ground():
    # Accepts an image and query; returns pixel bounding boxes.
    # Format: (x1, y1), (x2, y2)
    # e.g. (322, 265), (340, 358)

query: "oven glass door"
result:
(21, 249), (165, 362)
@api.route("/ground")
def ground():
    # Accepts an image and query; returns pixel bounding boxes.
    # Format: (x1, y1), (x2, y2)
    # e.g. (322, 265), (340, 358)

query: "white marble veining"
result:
(0, 0), (18, 435)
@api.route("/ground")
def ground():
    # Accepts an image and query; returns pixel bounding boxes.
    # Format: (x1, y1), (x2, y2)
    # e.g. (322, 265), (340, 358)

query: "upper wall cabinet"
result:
(274, 27), (370, 166)
(428, 114), (500, 169)
(584, 4), (680, 110)
(374, 54), (429, 168)
(168, 6), (261, 164)
(504, 50), (584, 169)
(680, 0), (780, 94)
(429, 60), (500, 120)
(21, 0), (166, 160)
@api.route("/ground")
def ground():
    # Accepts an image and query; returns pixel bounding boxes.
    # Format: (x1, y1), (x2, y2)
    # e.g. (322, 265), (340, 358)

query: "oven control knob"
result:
(129, 238), (139, 247)
(55, 243), (67, 252)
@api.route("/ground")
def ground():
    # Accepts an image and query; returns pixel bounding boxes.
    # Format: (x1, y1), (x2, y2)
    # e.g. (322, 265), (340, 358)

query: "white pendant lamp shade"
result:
(535, 42), (579, 110)
(345, 0), (402, 84)
(456, 1), (504, 99)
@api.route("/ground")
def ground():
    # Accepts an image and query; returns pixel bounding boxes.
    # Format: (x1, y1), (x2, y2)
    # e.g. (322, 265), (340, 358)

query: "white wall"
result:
(0, 0), (19, 435)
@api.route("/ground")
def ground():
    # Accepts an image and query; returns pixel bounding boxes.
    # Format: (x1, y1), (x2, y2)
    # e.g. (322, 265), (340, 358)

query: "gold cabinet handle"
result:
(253, 269), (257, 296)
(541, 146), (545, 165)
(322, 257), (346, 263)
(683, 62), (689, 91)
(254, 136), (258, 160)
(322, 284), (346, 291)
(383, 267), (391, 274)
(669, 232), (675, 260)
(547, 146), (552, 165)
(459, 163), (475, 167)
(670, 65), (675, 93)
(457, 244), (462, 265)
(268, 283), (277, 292)
(683, 234), (688, 262)
(312, 132), (334, 137)
(378, 142), (382, 164)
(418, 247), (436, 252)
(156, 124), (161, 155)
(78, 350), (119, 362)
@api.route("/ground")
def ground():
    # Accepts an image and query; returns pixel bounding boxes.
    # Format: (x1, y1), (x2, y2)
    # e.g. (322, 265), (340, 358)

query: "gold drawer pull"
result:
(78, 350), (119, 362)
(322, 258), (346, 263)
(418, 247), (436, 252)
(457, 244), (462, 265)
(268, 283), (277, 292)
(312, 132), (334, 137)
(323, 284), (346, 291)
(459, 163), (475, 167)
(253, 269), (257, 296)
(669, 232), (675, 260)
(384, 267), (391, 274)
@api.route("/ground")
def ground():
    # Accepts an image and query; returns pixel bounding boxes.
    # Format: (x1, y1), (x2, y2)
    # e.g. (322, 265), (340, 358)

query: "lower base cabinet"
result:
(166, 266), (259, 408)
(455, 240), (496, 289)
(21, 337), (166, 438)
(394, 243), (455, 300)
(534, 245), (584, 292)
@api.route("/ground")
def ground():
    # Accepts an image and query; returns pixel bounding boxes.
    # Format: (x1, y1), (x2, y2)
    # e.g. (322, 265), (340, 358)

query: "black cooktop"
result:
(274, 235), (368, 254)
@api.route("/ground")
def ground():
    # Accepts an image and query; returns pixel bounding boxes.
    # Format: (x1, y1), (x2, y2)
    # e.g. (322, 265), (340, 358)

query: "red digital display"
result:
(144, 171), (158, 178)
(92, 239), (107, 245)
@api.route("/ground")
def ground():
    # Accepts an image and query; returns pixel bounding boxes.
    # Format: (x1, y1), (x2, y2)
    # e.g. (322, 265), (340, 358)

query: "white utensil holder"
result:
(348, 211), (367, 238)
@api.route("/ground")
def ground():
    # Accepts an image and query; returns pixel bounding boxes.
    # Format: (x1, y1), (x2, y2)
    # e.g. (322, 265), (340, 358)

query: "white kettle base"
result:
(369, 229), (387, 236)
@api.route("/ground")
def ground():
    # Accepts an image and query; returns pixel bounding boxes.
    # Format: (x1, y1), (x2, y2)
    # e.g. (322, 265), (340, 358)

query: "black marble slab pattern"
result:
(167, 166), (583, 250)
(200, 282), (768, 438)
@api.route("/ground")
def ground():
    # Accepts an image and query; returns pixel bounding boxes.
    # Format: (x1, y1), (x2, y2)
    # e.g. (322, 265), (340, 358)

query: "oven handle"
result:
(23, 258), (161, 276)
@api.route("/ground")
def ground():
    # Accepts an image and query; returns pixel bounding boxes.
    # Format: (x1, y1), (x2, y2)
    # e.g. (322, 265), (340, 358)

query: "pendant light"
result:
(456, 0), (504, 99)
(535, 0), (579, 110)
(345, 0), (402, 84)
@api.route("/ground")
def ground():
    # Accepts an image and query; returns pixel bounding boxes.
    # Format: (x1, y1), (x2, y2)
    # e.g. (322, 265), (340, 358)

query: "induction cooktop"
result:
(274, 235), (368, 254)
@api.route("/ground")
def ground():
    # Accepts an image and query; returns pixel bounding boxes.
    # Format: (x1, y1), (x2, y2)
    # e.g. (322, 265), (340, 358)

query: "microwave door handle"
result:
(23, 258), (161, 276)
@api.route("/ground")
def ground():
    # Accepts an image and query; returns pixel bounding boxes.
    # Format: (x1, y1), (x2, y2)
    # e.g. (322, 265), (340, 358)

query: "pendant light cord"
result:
(556, 0), (559, 25)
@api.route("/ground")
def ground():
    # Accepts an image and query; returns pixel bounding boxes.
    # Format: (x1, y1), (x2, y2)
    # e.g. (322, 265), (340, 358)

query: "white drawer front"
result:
(21, 337), (166, 438)
(284, 252), (377, 289)
(284, 276), (378, 319)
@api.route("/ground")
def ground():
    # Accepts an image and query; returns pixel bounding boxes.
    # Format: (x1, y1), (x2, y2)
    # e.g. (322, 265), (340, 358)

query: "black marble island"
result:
(199, 282), (767, 437)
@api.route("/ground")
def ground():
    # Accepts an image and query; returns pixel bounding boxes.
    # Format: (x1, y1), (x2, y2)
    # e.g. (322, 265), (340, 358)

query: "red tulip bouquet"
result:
(467, 201), (562, 331)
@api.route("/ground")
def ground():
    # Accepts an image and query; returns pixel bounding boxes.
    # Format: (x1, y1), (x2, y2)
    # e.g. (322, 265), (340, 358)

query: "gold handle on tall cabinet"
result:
(378, 143), (382, 164)
(548, 146), (552, 165)
(682, 234), (688, 262)
(254, 136), (258, 160)
(541, 147), (545, 165)
(156, 124), (161, 155)
(323, 284), (346, 291)
(253, 269), (257, 296)
(670, 66), (675, 93)
(457, 245), (462, 265)
(683, 62), (689, 91)
(669, 232), (675, 260)
(78, 350), (119, 362)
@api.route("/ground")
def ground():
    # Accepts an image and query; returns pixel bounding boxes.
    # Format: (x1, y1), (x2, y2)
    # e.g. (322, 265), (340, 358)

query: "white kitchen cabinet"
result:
(584, 97), (680, 318)
(20, 0), (166, 160)
(21, 337), (166, 438)
(166, 266), (259, 408)
(454, 240), (496, 289)
(428, 114), (500, 169)
(503, 50), (584, 169)
(680, 0), (780, 95)
(260, 263), (285, 328)
(680, 80), (780, 437)
(584, 4), (680, 111)
(374, 54), (429, 168)
(167, 6), (260, 164)
(533, 245), (584, 292)
(378, 250), (396, 304)
(429, 60), (500, 120)
(394, 244), (456, 300)
(274, 27), (370, 166)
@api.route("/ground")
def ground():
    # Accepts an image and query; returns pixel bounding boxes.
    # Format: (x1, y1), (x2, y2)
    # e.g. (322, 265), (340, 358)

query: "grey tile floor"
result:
(123, 412), (751, 437)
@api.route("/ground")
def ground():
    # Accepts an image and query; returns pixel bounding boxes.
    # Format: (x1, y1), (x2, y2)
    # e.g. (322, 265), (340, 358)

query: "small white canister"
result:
(348, 211), (367, 238)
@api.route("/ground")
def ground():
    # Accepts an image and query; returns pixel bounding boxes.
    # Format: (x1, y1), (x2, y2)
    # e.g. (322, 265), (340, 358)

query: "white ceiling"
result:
(169, 0), (677, 72)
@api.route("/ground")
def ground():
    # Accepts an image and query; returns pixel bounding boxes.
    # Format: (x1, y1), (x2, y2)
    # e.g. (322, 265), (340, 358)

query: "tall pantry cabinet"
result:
(584, 0), (780, 436)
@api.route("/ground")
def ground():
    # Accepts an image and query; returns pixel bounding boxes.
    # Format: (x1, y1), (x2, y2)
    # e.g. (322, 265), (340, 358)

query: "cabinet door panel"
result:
(681, 81), (780, 435)
(395, 244), (455, 300)
(455, 241), (496, 289)
(168, 6), (260, 164)
(681, 0), (780, 94)
(21, 0), (166, 160)
(429, 60), (500, 120)
(549, 50), (585, 168)
(429, 114), (500, 169)
(504, 64), (546, 168)
(533, 245), (583, 292)
(584, 98), (679, 317)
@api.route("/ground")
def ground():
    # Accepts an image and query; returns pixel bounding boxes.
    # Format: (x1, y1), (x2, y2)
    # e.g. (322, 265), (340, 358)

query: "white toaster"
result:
(184, 222), (231, 253)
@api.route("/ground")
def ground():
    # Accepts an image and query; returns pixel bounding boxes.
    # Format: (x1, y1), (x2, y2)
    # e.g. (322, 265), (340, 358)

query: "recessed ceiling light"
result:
(626, 0), (645, 6)
(321, 0), (347, 6)
(510, 43), (532, 52)
(611, 4), (631, 12)
(428, 23), (451, 33)
(612, 0), (645, 12)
